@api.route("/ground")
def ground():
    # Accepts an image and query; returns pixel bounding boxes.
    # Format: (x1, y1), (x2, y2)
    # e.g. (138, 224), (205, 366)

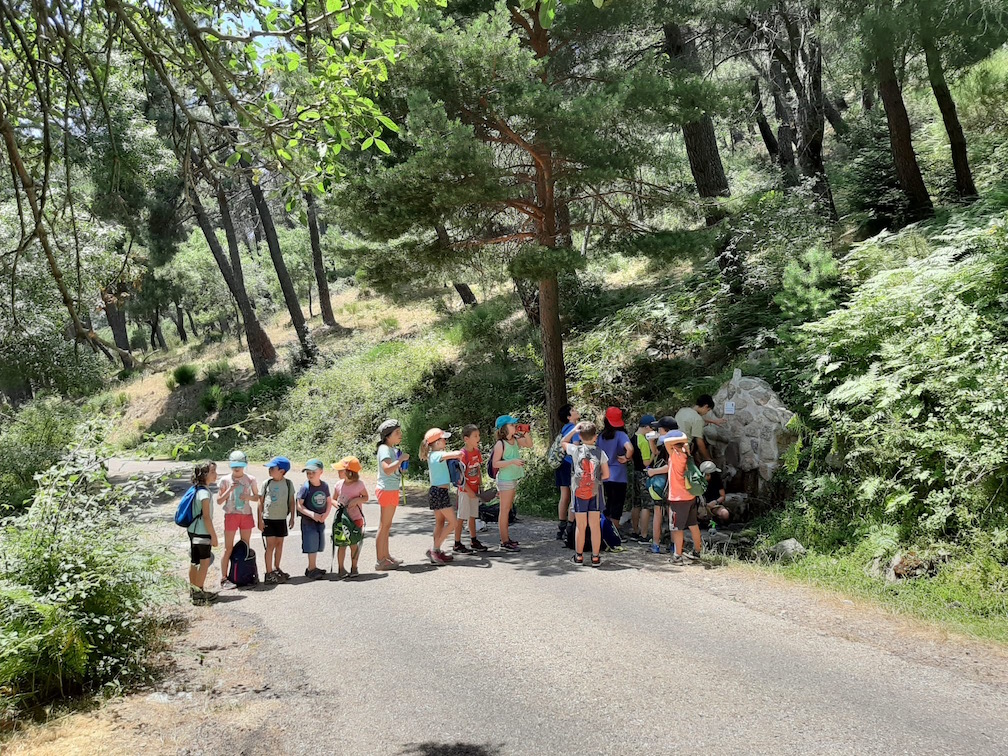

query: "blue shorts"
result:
(554, 460), (572, 488)
(300, 519), (326, 553)
(573, 495), (602, 514)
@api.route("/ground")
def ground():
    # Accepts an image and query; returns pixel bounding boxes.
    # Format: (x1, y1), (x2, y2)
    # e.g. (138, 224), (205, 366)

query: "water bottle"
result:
(709, 520), (717, 535)
(397, 449), (409, 472)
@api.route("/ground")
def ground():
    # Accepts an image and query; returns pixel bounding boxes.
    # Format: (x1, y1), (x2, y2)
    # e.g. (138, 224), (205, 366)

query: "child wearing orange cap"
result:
(334, 457), (368, 578)
(419, 428), (465, 565)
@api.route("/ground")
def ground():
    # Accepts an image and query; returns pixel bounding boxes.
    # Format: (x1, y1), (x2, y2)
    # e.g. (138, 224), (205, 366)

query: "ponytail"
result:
(419, 439), (431, 462)
(192, 460), (215, 487)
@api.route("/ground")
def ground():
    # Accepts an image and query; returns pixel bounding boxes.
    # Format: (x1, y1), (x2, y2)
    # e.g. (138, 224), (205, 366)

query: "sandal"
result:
(573, 553), (584, 565)
(591, 554), (601, 567)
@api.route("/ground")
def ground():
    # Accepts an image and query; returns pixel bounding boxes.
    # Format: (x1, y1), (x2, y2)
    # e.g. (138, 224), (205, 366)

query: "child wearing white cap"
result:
(420, 428), (465, 565)
(217, 450), (258, 587)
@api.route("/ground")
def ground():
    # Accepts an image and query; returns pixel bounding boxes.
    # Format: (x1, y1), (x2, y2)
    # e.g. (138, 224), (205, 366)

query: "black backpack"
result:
(479, 502), (517, 524)
(227, 540), (259, 587)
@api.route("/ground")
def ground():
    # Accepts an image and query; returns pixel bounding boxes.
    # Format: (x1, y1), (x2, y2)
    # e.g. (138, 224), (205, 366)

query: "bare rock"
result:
(770, 538), (807, 562)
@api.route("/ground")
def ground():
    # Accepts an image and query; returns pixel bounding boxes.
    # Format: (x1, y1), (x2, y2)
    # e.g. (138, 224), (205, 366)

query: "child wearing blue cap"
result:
(297, 458), (335, 579)
(258, 456), (295, 584)
(490, 414), (533, 551)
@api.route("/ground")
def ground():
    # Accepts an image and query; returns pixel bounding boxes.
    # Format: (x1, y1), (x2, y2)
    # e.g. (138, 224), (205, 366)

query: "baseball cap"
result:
(655, 415), (678, 432)
(266, 456), (291, 473)
(495, 414), (519, 430)
(639, 414), (656, 428)
(302, 458), (324, 472)
(228, 450), (248, 468)
(377, 418), (401, 440)
(340, 456), (362, 473)
(700, 461), (720, 474)
(604, 407), (625, 428)
(424, 427), (452, 445)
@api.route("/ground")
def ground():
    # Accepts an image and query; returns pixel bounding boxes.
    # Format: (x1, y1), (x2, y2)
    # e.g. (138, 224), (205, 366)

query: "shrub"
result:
(0, 435), (172, 718)
(0, 398), (80, 514)
(202, 359), (232, 386)
(165, 375), (178, 392)
(200, 384), (225, 414)
(172, 363), (198, 386)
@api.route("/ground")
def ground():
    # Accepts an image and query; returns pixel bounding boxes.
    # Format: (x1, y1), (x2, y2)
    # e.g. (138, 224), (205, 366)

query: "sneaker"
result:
(276, 569), (290, 581)
(337, 568), (349, 579)
(389, 556), (403, 566)
(437, 549), (454, 562)
(556, 524), (566, 540)
(649, 544), (661, 554)
(349, 567), (360, 577)
(264, 571), (279, 584)
(501, 540), (520, 552)
(453, 542), (471, 554)
(591, 554), (601, 568)
(669, 554), (685, 566)
(639, 537), (652, 545)
(375, 559), (398, 571)
(469, 539), (489, 552)
(572, 553), (584, 565)
(429, 549), (449, 565)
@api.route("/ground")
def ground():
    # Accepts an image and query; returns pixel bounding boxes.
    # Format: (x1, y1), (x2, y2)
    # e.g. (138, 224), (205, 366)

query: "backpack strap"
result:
(187, 485), (206, 534)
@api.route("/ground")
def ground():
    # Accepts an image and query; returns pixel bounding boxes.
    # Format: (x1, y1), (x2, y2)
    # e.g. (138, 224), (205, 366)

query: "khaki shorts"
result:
(457, 491), (480, 520)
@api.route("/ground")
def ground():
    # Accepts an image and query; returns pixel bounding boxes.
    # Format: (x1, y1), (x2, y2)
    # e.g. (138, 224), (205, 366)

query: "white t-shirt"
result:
(217, 472), (259, 515)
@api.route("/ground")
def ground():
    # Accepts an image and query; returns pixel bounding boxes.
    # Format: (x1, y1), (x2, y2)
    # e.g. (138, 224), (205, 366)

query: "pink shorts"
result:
(224, 512), (255, 532)
(376, 489), (400, 508)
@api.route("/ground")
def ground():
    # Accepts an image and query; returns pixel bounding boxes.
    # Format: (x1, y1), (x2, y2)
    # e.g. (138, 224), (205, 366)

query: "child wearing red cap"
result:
(420, 428), (464, 565)
(597, 407), (634, 535)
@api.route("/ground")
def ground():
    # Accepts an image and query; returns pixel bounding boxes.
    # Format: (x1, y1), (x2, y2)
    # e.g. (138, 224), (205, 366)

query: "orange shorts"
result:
(376, 489), (400, 508)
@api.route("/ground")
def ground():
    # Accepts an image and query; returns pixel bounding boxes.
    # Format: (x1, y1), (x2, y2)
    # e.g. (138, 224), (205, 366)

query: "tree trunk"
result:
(190, 187), (275, 377)
(920, 24), (977, 200)
(246, 170), (314, 357)
(751, 77), (779, 160)
(770, 60), (800, 187)
(664, 23), (730, 225)
(824, 97), (850, 137)
(173, 302), (188, 343)
(103, 291), (133, 367)
(453, 282), (478, 307)
(306, 192), (337, 326)
(861, 60), (876, 111)
(308, 284), (313, 318)
(539, 273), (567, 439)
(186, 309), (199, 337)
(876, 53), (935, 221)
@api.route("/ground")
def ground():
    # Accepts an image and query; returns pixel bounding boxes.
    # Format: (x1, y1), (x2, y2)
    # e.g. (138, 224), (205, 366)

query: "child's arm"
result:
(516, 432), (534, 449)
(381, 452), (408, 475)
(202, 496), (218, 547)
(216, 478), (232, 506)
(601, 455), (610, 481)
(287, 483), (296, 527)
(256, 484), (265, 531)
(295, 494), (316, 521)
(647, 463), (669, 476)
(441, 450), (465, 461)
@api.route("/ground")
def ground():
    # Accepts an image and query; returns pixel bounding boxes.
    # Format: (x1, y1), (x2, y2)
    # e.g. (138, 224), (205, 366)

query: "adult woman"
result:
(597, 407), (633, 534)
(375, 418), (408, 570)
(553, 403), (581, 540)
(491, 414), (534, 551)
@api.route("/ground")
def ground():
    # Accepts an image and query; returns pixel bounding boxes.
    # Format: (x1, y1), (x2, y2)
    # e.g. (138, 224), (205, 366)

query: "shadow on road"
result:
(400, 743), (504, 756)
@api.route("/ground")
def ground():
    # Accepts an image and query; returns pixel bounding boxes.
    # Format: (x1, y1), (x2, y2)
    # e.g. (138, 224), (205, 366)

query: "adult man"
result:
(674, 394), (721, 462)
(698, 460), (730, 524)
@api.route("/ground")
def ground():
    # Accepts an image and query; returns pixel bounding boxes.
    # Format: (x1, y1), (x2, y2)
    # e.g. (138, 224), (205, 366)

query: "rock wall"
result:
(704, 369), (796, 492)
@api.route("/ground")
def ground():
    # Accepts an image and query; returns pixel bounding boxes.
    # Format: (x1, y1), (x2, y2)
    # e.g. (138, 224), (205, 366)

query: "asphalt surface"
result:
(113, 459), (1008, 756)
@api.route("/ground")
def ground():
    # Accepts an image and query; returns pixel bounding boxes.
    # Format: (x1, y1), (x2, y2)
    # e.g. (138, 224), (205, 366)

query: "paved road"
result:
(113, 459), (1008, 756)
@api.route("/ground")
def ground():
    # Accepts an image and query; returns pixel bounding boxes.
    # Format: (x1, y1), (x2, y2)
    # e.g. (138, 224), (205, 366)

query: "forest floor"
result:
(5, 459), (1007, 756)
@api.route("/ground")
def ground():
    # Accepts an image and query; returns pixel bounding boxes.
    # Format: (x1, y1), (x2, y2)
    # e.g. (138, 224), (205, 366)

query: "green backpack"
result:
(331, 504), (364, 549)
(685, 457), (708, 498)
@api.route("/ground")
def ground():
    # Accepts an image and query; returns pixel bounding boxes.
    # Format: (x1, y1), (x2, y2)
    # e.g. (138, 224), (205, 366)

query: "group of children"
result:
(183, 403), (728, 604)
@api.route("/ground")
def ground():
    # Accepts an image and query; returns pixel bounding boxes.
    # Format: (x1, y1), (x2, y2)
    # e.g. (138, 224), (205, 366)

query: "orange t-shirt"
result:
(666, 448), (693, 502)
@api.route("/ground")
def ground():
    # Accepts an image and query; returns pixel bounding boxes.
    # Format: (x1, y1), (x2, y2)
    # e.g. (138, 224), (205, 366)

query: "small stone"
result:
(771, 538), (806, 562)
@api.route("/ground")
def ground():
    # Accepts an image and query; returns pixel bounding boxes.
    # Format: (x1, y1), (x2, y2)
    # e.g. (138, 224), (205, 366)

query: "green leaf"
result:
(326, 0), (340, 12)
(592, 0), (605, 7)
(268, 102), (283, 119)
(361, 136), (374, 150)
(376, 115), (399, 133)
(374, 138), (391, 154)
(224, 152), (241, 168)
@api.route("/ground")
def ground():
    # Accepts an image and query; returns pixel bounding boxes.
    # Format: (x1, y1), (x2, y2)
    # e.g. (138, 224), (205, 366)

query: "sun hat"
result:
(661, 430), (689, 446)
(639, 414), (656, 428)
(228, 450), (248, 468)
(340, 456), (362, 473)
(700, 461), (720, 474)
(333, 459), (346, 471)
(302, 458), (324, 472)
(266, 456), (291, 473)
(495, 414), (519, 430)
(424, 427), (452, 445)
(377, 418), (401, 439)
(655, 415), (678, 432)
(604, 407), (625, 428)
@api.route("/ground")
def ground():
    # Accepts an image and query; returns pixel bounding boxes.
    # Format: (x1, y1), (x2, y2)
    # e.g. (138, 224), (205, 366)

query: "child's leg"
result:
(350, 544), (360, 570)
(631, 506), (640, 534)
(652, 506), (663, 544)
(588, 510), (602, 557)
(337, 545), (347, 572)
(454, 508), (464, 544)
(436, 508), (456, 551)
(468, 517), (478, 543)
(221, 528), (236, 579)
(194, 557), (210, 590)
(688, 525), (703, 555)
(275, 537), (285, 570)
(574, 511), (587, 555)
(377, 503), (396, 561)
(498, 488), (515, 543)
(672, 530), (685, 556)
(558, 485), (571, 525)
(264, 539), (275, 573)
(640, 507), (652, 539)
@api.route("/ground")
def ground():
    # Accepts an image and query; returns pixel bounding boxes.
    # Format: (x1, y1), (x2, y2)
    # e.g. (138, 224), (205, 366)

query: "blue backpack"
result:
(174, 485), (205, 528)
(447, 458), (464, 488)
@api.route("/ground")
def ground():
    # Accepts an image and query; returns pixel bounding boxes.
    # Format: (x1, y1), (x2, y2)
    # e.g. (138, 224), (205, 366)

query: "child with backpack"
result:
(644, 416), (676, 553)
(333, 456), (368, 578)
(563, 422), (610, 567)
(453, 424), (490, 554)
(629, 414), (656, 541)
(217, 450), (259, 588)
(181, 461), (219, 605)
(490, 415), (534, 552)
(375, 419), (408, 571)
(420, 427), (464, 565)
(597, 407), (634, 535)
(297, 458), (335, 579)
(258, 456), (295, 584)
(664, 429), (705, 565)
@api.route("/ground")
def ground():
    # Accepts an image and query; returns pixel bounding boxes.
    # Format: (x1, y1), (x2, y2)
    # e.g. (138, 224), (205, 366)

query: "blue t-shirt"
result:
(562, 422), (581, 465)
(428, 450), (451, 486)
(376, 444), (401, 492)
(298, 481), (330, 516)
(597, 431), (631, 484)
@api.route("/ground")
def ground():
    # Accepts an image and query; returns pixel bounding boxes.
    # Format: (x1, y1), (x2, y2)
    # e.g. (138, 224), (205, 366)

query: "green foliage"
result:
(171, 364), (198, 386)
(202, 359), (232, 386)
(955, 49), (1008, 133)
(199, 385), (226, 414)
(0, 399), (81, 514)
(774, 244), (841, 329)
(0, 434), (172, 717)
